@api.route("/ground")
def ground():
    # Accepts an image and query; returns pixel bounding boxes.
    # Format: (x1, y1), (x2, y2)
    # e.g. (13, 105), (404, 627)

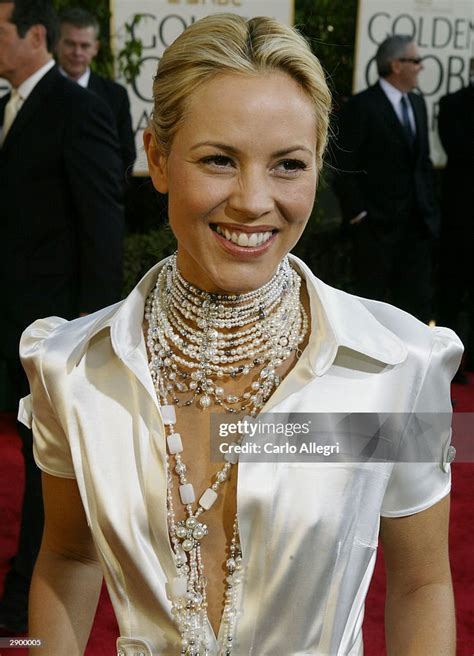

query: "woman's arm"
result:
(380, 495), (455, 656)
(29, 473), (103, 656)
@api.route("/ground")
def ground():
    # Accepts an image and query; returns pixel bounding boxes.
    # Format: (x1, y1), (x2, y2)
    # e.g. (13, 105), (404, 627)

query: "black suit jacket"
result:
(332, 82), (440, 237)
(438, 85), (474, 228)
(0, 66), (124, 358)
(87, 71), (136, 178)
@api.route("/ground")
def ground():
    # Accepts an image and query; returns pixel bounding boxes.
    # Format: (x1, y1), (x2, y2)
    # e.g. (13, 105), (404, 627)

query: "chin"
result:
(207, 261), (280, 295)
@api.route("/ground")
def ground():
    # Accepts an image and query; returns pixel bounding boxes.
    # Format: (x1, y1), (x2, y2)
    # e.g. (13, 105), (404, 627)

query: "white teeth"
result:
(248, 233), (258, 247)
(237, 233), (249, 247)
(214, 225), (274, 247)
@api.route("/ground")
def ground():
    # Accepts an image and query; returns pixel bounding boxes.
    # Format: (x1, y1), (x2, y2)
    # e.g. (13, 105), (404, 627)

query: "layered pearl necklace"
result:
(145, 253), (308, 655)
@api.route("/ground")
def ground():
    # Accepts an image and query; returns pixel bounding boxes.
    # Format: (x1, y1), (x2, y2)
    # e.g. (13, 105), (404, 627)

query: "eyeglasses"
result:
(398, 57), (423, 65)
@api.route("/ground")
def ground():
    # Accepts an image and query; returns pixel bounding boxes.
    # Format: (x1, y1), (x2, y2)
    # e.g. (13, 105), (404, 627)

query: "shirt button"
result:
(446, 445), (456, 464)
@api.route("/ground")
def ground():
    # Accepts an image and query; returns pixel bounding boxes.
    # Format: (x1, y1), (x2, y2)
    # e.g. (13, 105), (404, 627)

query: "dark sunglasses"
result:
(398, 57), (423, 64)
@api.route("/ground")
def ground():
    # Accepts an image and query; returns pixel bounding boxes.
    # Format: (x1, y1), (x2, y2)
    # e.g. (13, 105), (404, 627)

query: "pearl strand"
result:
(145, 253), (307, 415)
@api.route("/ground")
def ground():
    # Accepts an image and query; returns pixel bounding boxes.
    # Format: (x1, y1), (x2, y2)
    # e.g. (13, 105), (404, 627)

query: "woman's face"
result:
(145, 71), (318, 294)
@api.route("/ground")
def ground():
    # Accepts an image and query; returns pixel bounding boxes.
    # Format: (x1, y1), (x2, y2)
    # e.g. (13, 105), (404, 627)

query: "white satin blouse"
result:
(19, 255), (462, 656)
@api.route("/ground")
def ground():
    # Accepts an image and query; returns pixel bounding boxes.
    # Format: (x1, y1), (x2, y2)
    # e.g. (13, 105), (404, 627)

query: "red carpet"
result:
(1, 378), (473, 655)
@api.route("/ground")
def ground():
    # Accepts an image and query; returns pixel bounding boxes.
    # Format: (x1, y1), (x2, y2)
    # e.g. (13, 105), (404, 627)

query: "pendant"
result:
(174, 517), (208, 551)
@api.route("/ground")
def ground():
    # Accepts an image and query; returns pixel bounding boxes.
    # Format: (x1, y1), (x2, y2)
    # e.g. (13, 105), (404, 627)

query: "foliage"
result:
(295, 0), (358, 100)
(117, 14), (146, 85)
(52, 0), (114, 78)
(123, 224), (176, 296)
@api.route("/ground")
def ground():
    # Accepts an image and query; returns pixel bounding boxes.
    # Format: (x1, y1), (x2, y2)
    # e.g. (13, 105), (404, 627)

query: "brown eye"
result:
(280, 159), (306, 171)
(201, 155), (234, 168)
(275, 159), (307, 175)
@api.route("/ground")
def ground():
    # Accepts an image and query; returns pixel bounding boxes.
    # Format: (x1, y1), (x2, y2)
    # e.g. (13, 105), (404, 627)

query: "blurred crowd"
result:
(330, 34), (473, 383)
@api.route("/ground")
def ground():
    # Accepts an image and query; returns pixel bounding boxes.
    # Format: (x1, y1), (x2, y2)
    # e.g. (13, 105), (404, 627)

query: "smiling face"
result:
(145, 71), (318, 294)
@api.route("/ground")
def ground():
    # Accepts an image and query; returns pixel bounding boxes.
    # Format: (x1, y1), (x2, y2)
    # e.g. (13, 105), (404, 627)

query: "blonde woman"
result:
(21, 14), (460, 656)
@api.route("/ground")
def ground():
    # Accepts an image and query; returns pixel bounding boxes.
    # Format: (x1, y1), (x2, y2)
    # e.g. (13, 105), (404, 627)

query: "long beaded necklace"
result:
(144, 253), (308, 655)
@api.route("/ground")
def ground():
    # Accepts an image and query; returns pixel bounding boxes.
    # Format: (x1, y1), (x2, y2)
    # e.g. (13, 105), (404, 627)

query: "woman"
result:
(20, 14), (461, 656)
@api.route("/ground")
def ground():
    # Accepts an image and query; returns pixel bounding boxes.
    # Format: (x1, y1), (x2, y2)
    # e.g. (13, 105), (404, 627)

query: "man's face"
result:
(0, 2), (28, 83)
(395, 42), (423, 92)
(56, 23), (99, 80)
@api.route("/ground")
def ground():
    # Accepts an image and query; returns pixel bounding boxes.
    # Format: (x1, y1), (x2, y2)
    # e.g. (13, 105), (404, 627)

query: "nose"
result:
(227, 169), (274, 219)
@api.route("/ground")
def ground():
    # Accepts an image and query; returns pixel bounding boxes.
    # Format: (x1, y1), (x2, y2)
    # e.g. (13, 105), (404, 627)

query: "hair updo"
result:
(150, 13), (332, 169)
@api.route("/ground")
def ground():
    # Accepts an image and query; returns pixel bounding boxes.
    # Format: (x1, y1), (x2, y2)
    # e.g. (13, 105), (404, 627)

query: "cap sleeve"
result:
(19, 317), (76, 479)
(381, 327), (463, 517)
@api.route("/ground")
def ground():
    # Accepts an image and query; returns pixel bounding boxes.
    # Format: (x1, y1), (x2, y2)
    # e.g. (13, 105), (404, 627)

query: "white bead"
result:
(167, 432), (183, 454)
(224, 449), (239, 464)
(199, 487), (218, 509)
(171, 576), (187, 597)
(179, 483), (195, 504)
(193, 525), (206, 540)
(176, 525), (187, 538)
(161, 404), (176, 425)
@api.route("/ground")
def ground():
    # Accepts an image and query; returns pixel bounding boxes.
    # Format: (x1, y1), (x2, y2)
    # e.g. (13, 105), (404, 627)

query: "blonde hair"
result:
(150, 14), (332, 169)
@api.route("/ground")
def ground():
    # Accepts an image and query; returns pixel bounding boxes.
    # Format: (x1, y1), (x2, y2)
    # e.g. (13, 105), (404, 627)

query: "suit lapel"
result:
(0, 93), (8, 127)
(1, 67), (59, 149)
(87, 71), (101, 94)
(408, 91), (423, 156)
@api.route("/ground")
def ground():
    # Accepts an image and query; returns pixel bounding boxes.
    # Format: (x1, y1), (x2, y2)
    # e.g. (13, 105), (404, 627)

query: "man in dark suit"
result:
(0, 0), (123, 631)
(332, 35), (440, 322)
(56, 7), (136, 180)
(436, 82), (474, 381)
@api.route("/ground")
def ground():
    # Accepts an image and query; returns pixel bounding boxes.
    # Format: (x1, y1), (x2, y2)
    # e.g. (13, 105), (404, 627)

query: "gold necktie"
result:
(2, 89), (23, 145)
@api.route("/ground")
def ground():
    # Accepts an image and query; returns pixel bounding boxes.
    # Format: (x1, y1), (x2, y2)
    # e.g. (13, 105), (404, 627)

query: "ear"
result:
(144, 128), (169, 193)
(92, 39), (100, 57)
(28, 24), (47, 50)
(390, 59), (402, 76)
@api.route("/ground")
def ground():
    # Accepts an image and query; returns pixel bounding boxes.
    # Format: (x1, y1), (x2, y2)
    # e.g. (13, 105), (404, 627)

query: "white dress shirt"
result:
(58, 65), (91, 88)
(18, 255), (462, 656)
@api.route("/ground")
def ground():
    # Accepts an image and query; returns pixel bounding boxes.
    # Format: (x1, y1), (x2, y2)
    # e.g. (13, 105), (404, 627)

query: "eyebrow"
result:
(190, 141), (313, 157)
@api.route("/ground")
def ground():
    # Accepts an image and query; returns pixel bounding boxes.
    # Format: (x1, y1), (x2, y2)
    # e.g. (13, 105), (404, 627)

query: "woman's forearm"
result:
(28, 548), (103, 656)
(385, 581), (456, 655)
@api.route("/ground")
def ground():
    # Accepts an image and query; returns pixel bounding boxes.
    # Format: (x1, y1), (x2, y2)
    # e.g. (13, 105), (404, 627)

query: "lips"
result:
(211, 224), (276, 248)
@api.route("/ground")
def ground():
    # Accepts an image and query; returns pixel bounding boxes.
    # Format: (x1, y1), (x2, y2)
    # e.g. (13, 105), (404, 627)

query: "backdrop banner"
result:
(111, 0), (294, 174)
(354, 0), (474, 167)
